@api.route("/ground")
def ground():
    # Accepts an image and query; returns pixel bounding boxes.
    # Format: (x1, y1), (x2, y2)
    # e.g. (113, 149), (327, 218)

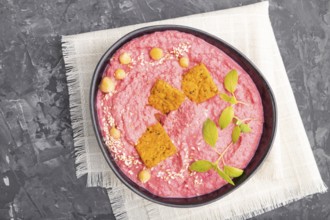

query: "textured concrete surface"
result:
(0, 0), (329, 219)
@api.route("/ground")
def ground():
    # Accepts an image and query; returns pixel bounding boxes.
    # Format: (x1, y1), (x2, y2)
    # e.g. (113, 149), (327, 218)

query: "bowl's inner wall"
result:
(91, 25), (276, 207)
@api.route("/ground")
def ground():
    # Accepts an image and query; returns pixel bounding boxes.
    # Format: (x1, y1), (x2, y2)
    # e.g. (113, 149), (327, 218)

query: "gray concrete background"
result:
(0, 0), (329, 219)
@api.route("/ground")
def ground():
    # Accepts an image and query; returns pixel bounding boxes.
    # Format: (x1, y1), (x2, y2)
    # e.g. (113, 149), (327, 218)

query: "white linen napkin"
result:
(62, 1), (327, 219)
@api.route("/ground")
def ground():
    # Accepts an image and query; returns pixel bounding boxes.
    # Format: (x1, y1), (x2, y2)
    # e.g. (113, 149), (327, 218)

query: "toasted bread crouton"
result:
(182, 63), (218, 103)
(148, 79), (185, 114)
(135, 123), (177, 168)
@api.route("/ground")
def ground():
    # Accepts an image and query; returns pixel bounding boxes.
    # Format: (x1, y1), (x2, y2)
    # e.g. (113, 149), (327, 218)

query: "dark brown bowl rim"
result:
(90, 25), (277, 208)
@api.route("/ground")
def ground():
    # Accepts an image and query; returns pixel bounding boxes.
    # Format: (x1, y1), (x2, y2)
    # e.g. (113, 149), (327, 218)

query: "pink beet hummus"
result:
(96, 30), (264, 198)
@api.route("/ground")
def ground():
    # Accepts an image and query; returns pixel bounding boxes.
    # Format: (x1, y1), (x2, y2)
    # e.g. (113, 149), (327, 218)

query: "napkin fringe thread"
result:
(87, 171), (123, 188)
(107, 187), (129, 220)
(61, 37), (88, 180)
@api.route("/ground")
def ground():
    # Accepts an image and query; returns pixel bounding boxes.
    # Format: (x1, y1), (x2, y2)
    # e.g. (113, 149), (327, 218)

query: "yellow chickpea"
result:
(138, 169), (151, 183)
(99, 77), (115, 93)
(179, 57), (189, 68)
(114, 68), (126, 80)
(149, 47), (163, 60)
(119, 52), (131, 64)
(110, 127), (121, 139)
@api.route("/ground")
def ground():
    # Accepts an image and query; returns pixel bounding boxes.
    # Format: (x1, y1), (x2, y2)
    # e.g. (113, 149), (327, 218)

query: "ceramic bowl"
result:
(90, 25), (277, 207)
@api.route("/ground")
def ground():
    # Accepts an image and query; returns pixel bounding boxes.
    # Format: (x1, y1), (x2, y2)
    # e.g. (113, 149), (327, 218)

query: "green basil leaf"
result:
(189, 160), (213, 172)
(234, 118), (242, 126)
(202, 118), (218, 147)
(240, 123), (251, 133)
(219, 106), (234, 129)
(219, 93), (237, 104)
(224, 165), (244, 177)
(229, 96), (237, 104)
(219, 93), (231, 102)
(224, 70), (238, 93)
(215, 167), (235, 185)
(232, 125), (241, 143)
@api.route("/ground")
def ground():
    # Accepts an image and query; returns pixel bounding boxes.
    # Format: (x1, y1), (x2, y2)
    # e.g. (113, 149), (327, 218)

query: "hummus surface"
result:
(96, 30), (264, 197)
